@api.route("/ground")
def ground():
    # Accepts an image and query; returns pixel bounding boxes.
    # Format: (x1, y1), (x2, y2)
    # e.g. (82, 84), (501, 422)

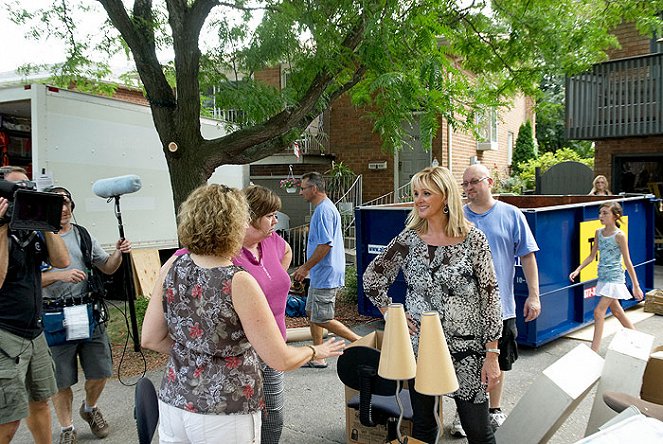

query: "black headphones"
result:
(45, 186), (75, 211)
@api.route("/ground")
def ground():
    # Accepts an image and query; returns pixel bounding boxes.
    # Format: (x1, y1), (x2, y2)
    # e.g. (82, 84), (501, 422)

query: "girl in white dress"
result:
(569, 201), (643, 352)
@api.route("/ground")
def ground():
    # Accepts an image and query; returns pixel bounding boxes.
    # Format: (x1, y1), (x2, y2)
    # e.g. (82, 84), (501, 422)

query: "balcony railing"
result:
(566, 53), (663, 139)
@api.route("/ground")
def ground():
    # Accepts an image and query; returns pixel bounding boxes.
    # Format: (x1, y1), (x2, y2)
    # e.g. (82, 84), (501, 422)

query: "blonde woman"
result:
(142, 184), (344, 444)
(363, 167), (502, 444)
(589, 175), (612, 196)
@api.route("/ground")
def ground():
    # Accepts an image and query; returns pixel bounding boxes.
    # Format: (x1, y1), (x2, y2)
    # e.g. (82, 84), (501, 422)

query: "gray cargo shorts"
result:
(305, 287), (340, 324)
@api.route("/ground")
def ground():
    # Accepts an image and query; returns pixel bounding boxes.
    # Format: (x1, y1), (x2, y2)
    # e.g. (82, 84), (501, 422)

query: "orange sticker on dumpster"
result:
(579, 216), (628, 282)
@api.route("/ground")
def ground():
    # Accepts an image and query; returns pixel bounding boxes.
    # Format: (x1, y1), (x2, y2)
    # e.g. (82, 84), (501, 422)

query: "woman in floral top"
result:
(142, 184), (344, 444)
(363, 166), (502, 444)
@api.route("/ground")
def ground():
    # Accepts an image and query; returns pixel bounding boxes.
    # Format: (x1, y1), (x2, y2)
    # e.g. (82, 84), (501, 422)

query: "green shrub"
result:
(512, 121), (537, 174)
(491, 166), (526, 195)
(340, 266), (358, 304)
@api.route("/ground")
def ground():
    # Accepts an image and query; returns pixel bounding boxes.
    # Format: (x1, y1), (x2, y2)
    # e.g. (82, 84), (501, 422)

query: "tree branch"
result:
(97, 0), (175, 110)
(215, 1), (278, 12)
(198, 19), (366, 163)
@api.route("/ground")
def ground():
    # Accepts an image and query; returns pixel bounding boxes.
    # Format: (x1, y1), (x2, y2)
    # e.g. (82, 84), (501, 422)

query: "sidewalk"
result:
(14, 267), (663, 443)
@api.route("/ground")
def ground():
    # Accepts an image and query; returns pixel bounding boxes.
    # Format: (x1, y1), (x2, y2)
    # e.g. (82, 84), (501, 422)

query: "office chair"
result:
(337, 345), (414, 442)
(135, 377), (159, 444)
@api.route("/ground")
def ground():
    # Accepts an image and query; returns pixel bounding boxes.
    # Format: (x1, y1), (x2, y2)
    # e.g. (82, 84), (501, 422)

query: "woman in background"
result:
(589, 175), (612, 196)
(142, 184), (344, 444)
(233, 185), (292, 444)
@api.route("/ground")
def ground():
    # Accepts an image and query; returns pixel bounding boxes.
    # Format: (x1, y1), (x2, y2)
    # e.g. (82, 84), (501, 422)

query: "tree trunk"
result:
(165, 147), (208, 214)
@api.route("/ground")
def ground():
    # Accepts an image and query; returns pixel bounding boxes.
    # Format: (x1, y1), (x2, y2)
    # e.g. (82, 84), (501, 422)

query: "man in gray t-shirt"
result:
(42, 186), (131, 443)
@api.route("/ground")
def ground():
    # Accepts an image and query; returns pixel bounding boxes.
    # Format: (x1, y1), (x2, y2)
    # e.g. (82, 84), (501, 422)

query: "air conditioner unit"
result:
(476, 141), (498, 151)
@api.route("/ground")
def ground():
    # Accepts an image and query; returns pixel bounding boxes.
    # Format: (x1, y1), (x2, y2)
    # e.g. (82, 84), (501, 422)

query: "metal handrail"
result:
(363, 182), (412, 206)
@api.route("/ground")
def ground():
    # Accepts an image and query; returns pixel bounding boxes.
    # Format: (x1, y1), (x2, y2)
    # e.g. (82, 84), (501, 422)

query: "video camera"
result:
(0, 179), (64, 232)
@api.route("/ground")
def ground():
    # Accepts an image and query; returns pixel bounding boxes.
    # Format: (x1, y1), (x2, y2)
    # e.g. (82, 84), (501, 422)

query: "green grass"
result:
(105, 297), (149, 346)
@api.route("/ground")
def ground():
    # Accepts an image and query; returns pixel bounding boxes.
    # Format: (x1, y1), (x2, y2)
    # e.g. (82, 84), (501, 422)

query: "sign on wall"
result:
(578, 216), (628, 282)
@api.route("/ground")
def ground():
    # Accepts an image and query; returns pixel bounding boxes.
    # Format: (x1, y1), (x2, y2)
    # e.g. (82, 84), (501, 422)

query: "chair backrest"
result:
(135, 377), (159, 444)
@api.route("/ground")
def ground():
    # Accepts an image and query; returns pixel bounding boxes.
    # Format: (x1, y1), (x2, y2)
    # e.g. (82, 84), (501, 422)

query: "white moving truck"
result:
(0, 83), (248, 250)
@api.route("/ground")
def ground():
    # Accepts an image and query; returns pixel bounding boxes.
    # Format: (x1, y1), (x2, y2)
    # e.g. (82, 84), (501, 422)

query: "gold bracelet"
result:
(306, 344), (317, 361)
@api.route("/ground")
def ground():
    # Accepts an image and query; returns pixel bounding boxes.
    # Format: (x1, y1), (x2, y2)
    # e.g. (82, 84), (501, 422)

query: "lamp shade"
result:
(415, 312), (459, 395)
(378, 303), (417, 380)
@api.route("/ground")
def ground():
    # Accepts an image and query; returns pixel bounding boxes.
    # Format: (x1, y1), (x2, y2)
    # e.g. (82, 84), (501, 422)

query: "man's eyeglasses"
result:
(461, 177), (489, 188)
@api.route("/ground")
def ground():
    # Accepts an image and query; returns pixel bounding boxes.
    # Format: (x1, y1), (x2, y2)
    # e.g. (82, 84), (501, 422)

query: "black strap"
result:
(72, 224), (106, 303)
(73, 224), (93, 269)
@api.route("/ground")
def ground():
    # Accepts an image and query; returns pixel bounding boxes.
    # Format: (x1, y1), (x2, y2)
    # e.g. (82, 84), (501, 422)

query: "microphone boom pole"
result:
(93, 175), (143, 353)
(113, 195), (141, 352)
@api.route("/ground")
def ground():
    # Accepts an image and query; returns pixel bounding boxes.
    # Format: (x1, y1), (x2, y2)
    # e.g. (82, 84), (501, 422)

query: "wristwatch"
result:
(486, 348), (501, 355)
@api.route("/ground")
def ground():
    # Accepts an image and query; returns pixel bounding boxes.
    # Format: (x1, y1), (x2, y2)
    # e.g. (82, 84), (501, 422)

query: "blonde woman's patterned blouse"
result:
(363, 227), (502, 403)
(158, 254), (264, 415)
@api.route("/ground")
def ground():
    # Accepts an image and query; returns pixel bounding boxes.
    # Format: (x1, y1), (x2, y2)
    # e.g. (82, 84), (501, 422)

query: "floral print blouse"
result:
(363, 227), (502, 403)
(158, 254), (264, 415)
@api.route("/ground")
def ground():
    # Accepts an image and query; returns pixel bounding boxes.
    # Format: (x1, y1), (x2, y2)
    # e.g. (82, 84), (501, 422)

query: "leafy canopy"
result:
(5, 0), (662, 205)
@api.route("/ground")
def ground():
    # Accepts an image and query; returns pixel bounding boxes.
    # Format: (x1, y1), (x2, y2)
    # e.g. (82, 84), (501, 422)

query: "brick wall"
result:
(251, 64), (533, 201)
(328, 95), (392, 202)
(254, 67), (281, 89)
(606, 21), (652, 60)
(112, 87), (149, 106)
(328, 93), (533, 198)
(595, 136), (663, 185)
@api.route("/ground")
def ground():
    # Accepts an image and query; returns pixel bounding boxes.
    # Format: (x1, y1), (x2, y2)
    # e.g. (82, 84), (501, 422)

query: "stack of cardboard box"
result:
(644, 289), (663, 315)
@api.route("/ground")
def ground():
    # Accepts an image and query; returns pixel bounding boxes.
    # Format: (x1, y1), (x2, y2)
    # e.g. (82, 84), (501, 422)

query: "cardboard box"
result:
(346, 407), (412, 444)
(640, 345), (663, 405)
(644, 289), (663, 315)
(344, 331), (414, 444)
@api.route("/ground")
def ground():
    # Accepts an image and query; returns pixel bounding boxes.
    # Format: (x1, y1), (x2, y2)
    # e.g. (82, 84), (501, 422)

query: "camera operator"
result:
(41, 186), (131, 443)
(0, 166), (70, 444)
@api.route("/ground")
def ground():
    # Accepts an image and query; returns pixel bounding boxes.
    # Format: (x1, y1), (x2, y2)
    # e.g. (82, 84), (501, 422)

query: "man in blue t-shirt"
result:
(293, 172), (360, 367)
(458, 163), (541, 435)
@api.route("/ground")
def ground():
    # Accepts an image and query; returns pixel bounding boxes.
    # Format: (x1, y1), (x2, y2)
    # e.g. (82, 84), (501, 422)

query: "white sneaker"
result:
(489, 410), (507, 429)
(451, 412), (467, 437)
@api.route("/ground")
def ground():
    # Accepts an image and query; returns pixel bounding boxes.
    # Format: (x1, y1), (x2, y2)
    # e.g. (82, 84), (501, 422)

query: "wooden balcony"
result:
(566, 53), (663, 139)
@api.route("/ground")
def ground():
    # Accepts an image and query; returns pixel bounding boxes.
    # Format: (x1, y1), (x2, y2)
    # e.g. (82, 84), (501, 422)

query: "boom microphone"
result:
(92, 175), (142, 198)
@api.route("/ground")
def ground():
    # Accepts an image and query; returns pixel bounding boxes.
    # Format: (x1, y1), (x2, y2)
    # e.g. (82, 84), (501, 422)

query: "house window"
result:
(476, 109), (498, 151)
(280, 65), (291, 90)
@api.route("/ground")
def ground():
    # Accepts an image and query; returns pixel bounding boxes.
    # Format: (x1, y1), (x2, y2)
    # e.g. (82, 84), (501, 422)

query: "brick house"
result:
(566, 22), (663, 196)
(253, 65), (535, 205)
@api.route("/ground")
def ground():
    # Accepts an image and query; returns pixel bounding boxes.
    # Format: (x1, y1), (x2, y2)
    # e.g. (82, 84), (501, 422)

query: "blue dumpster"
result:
(355, 195), (658, 347)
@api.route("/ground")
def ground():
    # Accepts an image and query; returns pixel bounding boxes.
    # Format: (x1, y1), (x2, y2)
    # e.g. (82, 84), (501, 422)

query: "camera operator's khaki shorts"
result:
(0, 329), (57, 424)
(305, 287), (340, 324)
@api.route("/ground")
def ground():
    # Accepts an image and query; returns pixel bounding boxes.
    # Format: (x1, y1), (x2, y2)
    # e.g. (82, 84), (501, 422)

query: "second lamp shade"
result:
(415, 311), (459, 395)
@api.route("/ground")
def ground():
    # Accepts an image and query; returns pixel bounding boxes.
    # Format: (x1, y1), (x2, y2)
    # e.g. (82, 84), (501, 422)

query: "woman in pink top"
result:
(233, 185), (292, 444)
